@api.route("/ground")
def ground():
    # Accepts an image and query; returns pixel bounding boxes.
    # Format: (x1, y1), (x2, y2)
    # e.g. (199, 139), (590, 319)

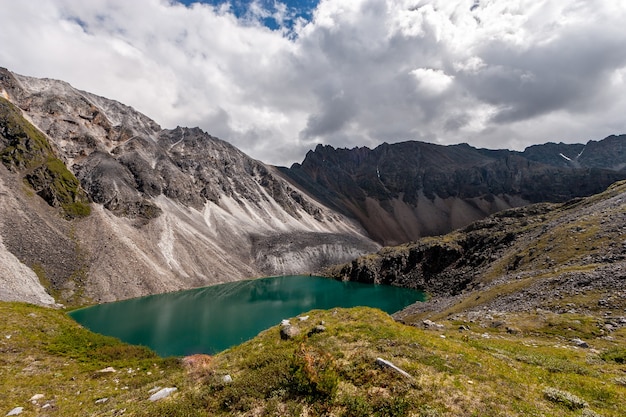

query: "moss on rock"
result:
(0, 97), (90, 218)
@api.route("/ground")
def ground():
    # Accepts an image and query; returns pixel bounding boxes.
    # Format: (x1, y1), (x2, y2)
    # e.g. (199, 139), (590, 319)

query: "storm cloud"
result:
(1, 0), (625, 165)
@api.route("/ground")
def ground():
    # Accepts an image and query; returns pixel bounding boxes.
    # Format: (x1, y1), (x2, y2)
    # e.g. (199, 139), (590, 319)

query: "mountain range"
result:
(1, 67), (625, 306)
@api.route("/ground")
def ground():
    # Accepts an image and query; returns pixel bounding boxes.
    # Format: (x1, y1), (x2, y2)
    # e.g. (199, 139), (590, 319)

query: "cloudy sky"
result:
(1, 0), (625, 166)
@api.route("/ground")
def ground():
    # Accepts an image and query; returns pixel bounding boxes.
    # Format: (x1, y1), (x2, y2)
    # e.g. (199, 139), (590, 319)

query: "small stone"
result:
(298, 315), (309, 321)
(422, 319), (444, 330)
(97, 367), (117, 373)
(440, 335), (446, 339)
(6, 407), (23, 416)
(506, 327), (521, 334)
(571, 338), (589, 348)
(95, 398), (108, 404)
(280, 319), (290, 326)
(307, 325), (326, 336)
(148, 387), (177, 402)
(222, 374), (233, 383)
(30, 394), (44, 402)
(458, 325), (470, 331)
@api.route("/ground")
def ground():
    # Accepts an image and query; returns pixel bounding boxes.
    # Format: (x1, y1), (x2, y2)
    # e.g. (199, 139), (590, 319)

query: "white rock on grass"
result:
(30, 394), (44, 402)
(149, 387), (177, 402)
(6, 407), (23, 416)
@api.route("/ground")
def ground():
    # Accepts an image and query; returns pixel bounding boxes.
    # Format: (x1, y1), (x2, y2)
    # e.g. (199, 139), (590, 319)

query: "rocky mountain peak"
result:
(0, 69), (378, 305)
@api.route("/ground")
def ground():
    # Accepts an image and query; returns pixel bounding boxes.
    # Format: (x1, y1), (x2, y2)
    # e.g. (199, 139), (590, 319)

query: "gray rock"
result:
(95, 398), (108, 404)
(422, 319), (444, 330)
(308, 325), (327, 336)
(148, 387), (177, 402)
(222, 374), (232, 383)
(571, 338), (589, 348)
(280, 325), (301, 340)
(375, 357), (413, 379)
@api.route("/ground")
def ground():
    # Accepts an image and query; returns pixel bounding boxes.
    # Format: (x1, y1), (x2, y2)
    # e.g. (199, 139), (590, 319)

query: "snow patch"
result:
(559, 153), (572, 161)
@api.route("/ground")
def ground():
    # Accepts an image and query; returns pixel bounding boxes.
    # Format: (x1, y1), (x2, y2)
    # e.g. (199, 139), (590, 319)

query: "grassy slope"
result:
(0, 302), (184, 416)
(1, 303), (624, 416)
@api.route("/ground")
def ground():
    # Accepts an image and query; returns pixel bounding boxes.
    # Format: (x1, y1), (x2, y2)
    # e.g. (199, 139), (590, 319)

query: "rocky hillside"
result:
(0, 68), (378, 305)
(282, 138), (626, 245)
(326, 180), (626, 324)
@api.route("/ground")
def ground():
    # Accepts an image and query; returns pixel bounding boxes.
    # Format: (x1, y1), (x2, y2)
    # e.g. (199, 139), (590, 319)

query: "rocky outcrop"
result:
(0, 97), (90, 219)
(282, 139), (626, 245)
(327, 180), (626, 320)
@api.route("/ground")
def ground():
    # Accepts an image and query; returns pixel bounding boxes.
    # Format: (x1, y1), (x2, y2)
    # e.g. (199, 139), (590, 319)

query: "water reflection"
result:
(70, 275), (424, 356)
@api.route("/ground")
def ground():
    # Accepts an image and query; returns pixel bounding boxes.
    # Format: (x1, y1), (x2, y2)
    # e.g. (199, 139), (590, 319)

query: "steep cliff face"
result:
(0, 68), (378, 305)
(282, 139), (626, 245)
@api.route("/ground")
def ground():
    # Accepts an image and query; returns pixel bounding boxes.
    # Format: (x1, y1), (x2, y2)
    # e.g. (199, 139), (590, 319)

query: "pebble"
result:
(95, 398), (108, 404)
(222, 374), (233, 383)
(6, 407), (23, 416)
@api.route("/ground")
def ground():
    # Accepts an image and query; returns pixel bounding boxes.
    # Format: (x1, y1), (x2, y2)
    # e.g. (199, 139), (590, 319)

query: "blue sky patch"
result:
(177, 0), (319, 30)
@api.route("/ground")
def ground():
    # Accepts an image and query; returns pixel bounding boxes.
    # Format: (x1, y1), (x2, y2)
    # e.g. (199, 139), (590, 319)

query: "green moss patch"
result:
(0, 97), (90, 219)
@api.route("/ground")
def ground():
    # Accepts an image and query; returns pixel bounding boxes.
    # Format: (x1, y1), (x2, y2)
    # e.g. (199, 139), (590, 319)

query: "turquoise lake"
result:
(69, 275), (425, 357)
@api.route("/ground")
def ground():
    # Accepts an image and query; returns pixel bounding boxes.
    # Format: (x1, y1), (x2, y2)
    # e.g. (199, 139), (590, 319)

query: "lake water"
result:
(69, 275), (425, 357)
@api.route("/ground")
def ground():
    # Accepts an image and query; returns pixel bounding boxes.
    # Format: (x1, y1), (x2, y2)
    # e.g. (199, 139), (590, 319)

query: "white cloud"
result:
(1, 0), (625, 165)
(411, 68), (454, 95)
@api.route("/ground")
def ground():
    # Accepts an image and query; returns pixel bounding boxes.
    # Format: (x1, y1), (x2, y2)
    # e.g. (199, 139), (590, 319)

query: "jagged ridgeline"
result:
(0, 97), (90, 218)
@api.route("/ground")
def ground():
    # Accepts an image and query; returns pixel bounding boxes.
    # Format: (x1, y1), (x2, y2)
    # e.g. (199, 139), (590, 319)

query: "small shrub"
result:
(341, 395), (372, 417)
(417, 405), (442, 417)
(600, 347), (626, 364)
(290, 342), (339, 402)
(373, 396), (411, 417)
(543, 387), (588, 410)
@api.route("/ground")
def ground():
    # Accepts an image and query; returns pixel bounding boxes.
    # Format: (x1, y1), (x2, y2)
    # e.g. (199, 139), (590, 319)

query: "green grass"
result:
(2, 303), (625, 416)
(133, 307), (625, 417)
(0, 302), (183, 416)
